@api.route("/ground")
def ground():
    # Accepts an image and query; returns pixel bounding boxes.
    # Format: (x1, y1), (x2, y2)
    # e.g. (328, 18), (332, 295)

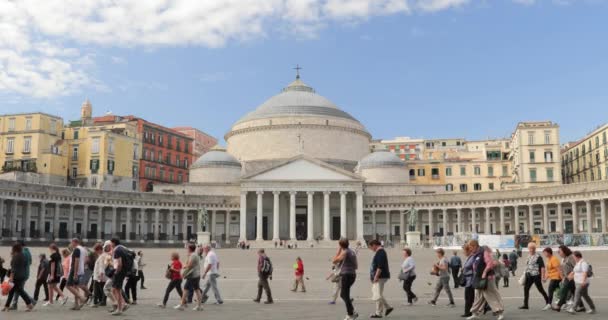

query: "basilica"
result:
(0, 75), (607, 247)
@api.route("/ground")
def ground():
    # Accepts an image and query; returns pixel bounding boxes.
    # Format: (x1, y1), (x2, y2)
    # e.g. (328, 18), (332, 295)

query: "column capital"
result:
(256, 190), (264, 195)
(272, 191), (281, 196)
(240, 191), (248, 196)
(307, 191), (315, 196)
(356, 191), (364, 196)
(289, 191), (297, 196)
(339, 191), (348, 196)
(323, 191), (331, 196)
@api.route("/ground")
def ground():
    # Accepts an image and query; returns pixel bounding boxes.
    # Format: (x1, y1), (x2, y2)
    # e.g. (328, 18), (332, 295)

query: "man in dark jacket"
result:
(369, 240), (393, 318)
(509, 250), (519, 276)
(34, 254), (50, 302)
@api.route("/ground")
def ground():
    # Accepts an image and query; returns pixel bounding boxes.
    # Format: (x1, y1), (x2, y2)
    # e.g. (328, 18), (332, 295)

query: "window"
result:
(460, 167), (466, 176)
(5, 137), (15, 154)
(446, 184), (454, 192)
(73, 130), (79, 139)
(169, 171), (174, 182)
(90, 159), (100, 173)
(544, 151), (553, 162)
(530, 168), (537, 182)
(184, 158), (188, 168)
(489, 183), (495, 191)
(158, 151), (163, 163)
(160, 168), (165, 180)
(72, 146), (79, 161)
(417, 168), (425, 176)
(603, 132), (607, 145)
(25, 117), (32, 130)
(488, 166), (494, 177)
(547, 168), (554, 181)
(474, 183), (482, 191)
(176, 155), (180, 167)
(22, 137), (31, 153)
(596, 136), (600, 148)
(178, 174), (183, 183)
(460, 184), (468, 192)
(409, 169), (415, 179)
(529, 151), (535, 163)
(159, 134), (163, 146)
(528, 132), (535, 145)
(8, 118), (15, 131)
(91, 137), (100, 153)
(71, 167), (77, 178)
(431, 168), (439, 179)
(133, 144), (139, 160)
(107, 160), (115, 174)
(597, 167), (602, 180)
(474, 166), (481, 176)
(50, 119), (57, 134)
(132, 166), (138, 178)
(502, 165), (508, 177)
(108, 138), (115, 154)
(544, 131), (551, 144)
(446, 167), (452, 176)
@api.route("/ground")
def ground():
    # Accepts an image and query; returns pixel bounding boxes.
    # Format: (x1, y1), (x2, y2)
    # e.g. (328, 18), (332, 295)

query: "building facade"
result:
(562, 123), (608, 184)
(0, 113), (67, 185)
(172, 126), (217, 160)
(0, 75), (605, 247)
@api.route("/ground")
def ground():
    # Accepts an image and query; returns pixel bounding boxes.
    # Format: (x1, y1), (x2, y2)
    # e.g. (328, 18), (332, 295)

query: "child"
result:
(326, 264), (341, 305)
(291, 257), (306, 293)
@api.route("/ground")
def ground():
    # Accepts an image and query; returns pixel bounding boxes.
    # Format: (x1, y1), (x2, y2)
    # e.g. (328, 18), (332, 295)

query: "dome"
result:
(234, 78), (359, 124)
(191, 149), (241, 169)
(358, 151), (405, 170)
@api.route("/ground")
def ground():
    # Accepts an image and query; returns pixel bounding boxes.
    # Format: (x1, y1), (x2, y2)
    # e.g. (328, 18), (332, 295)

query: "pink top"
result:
(62, 256), (70, 278)
(483, 249), (495, 279)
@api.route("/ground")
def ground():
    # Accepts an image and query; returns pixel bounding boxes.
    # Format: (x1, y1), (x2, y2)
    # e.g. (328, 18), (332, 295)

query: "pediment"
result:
(243, 156), (361, 181)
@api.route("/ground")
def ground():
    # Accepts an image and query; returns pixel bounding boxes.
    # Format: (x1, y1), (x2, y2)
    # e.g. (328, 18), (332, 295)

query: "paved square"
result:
(1, 246), (606, 319)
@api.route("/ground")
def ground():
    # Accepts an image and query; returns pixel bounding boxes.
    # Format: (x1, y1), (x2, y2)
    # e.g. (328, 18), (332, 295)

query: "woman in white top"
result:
(401, 248), (417, 305)
(567, 251), (595, 314)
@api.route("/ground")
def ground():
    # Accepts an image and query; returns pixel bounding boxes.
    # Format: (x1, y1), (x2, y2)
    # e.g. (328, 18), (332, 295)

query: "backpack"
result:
(260, 256), (273, 276)
(587, 263), (594, 278)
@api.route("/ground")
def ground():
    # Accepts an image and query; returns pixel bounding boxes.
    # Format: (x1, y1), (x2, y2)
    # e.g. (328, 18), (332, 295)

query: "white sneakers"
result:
(466, 315), (479, 320)
(174, 304), (185, 311)
(542, 304), (552, 311)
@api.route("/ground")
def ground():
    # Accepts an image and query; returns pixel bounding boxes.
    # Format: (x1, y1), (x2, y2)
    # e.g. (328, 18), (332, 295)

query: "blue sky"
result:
(1, 0), (607, 144)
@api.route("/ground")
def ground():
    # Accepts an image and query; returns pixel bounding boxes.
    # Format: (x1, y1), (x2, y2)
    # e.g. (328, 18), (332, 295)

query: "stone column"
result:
(307, 191), (314, 242)
(210, 209), (217, 239)
(239, 191), (247, 242)
(154, 208), (160, 242)
(457, 208), (463, 234)
(543, 203), (550, 234)
(290, 191), (296, 241)
(98, 207), (103, 240)
(256, 191), (264, 241)
(371, 210), (377, 238)
(0, 198), (4, 232)
(471, 208), (476, 233)
(24, 202), (31, 239)
(126, 208), (132, 242)
(442, 209), (448, 235)
(168, 209), (174, 242)
(557, 202), (563, 233)
(112, 207), (118, 236)
(225, 211), (231, 244)
(182, 210), (188, 243)
(586, 200), (593, 234)
(68, 204), (74, 239)
(83, 205), (89, 241)
(514, 206), (520, 235)
(140, 209), (146, 242)
(273, 191), (280, 242)
(428, 209), (434, 240)
(40, 202), (46, 239)
(53, 203), (60, 240)
(340, 191), (347, 239)
(601, 199), (607, 234)
(400, 211), (405, 243)
(572, 202), (578, 234)
(356, 191), (364, 242)
(386, 211), (392, 239)
(485, 207), (491, 235)
(323, 191), (330, 241)
(499, 206), (505, 235)
(528, 205), (534, 234)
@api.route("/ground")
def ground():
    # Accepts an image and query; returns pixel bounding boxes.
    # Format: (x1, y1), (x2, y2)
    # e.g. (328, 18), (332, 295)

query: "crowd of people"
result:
(0, 237), (599, 320)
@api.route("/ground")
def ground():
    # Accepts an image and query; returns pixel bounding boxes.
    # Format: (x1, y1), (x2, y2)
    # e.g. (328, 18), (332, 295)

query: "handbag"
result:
(458, 273), (467, 287)
(518, 274), (526, 286)
(472, 277), (488, 290)
(165, 266), (172, 280)
(398, 270), (410, 281)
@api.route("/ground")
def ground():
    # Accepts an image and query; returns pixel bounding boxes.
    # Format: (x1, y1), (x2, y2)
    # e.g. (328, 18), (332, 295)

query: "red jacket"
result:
(295, 260), (304, 276)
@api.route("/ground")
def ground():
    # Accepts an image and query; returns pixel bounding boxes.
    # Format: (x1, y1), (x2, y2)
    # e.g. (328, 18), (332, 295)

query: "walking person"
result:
(542, 247), (561, 310)
(291, 257), (306, 293)
(46, 243), (67, 306)
(520, 242), (550, 310)
(368, 240), (393, 318)
(66, 238), (87, 311)
(567, 251), (595, 314)
(201, 245), (223, 304)
(327, 263), (342, 305)
(467, 242), (505, 320)
(109, 238), (133, 316)
(253, 249), (273, 304)
(333, 238), (358, 320)
(501, 254), (510, 287)
(429, 248), (455, 307)
(552, 245), (576, 312)
(137, 251), (146, 290)
(461, 243), (475, 318)
(33, 253), (50, 303)
(92, 243), (108, 307)
(175, 243), (203, 311)
(2, 242), (35, 312)
(509, 250), (518, 276)
(157, 252), (183, 308)
(124, 257), (139, 305)
(57, 249), (71, 301)
(9, 240), (33, 310)
(451, 251), (463, 289)
(400, 248), (417, 306)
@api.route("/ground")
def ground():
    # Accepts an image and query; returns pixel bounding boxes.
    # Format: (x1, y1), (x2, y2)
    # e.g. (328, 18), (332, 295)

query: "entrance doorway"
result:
(332, 216), (341, 240)
(254, 216), (269, 240)
(564, 220), (573, 234)
(59, 222), (68, 239)
(296, 213), (307, 240)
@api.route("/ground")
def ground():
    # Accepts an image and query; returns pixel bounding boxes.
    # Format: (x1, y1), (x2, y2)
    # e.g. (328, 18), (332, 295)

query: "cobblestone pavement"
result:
(1, 246), (606, 319)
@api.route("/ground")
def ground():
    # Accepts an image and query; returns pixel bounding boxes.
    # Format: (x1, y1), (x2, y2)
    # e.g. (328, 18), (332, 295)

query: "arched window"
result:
(446, 184), (454, 192)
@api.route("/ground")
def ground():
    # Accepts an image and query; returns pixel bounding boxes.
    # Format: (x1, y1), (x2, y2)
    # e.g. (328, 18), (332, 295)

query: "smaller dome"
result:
(191, 149), (241, 169)
(358, 151), (405, 170)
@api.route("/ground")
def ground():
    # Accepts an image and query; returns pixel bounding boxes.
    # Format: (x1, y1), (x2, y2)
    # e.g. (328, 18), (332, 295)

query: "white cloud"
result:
(0, 0), (592, 98)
